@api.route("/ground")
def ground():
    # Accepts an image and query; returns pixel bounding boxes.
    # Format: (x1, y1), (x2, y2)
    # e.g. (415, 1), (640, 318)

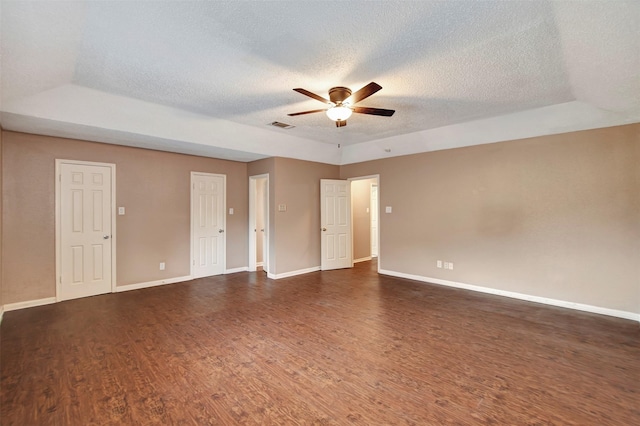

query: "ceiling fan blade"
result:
(287, 109), (326, 116)
(345, 82), (382, 105)
(336, 120), (347, 128)
(293, 88), (332, 104)
(352, 106), (395, 117)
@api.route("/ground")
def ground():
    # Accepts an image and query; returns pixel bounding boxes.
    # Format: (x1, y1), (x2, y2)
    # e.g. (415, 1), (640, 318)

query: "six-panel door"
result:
(60, 163), (113, 300)
(321, 179), (352, 270)
(191, 173), (225, 277)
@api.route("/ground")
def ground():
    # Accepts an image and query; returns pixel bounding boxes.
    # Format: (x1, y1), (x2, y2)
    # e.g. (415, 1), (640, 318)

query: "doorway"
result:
(56, 159), (116, 301)
(349, 175), (380, 272)
(249, 174), (269, 274)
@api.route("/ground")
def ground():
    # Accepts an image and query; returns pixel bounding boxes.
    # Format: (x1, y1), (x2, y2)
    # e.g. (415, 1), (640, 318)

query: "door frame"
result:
(190, 172), (227, 278)
(248, 174), (269, 273)
(348, 174), (380, 273)
(55, 159), (117, 302)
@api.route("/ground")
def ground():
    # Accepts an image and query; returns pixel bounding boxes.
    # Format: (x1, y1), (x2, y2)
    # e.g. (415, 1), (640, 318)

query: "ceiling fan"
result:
(288, 82), (395, 127)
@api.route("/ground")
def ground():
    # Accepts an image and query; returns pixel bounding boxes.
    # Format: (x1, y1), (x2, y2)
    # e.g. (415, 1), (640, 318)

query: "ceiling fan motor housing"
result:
(329, 87), (352, 104)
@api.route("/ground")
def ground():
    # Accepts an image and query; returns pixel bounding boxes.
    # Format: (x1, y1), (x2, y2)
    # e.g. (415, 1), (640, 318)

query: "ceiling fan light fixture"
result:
(289, 82), (393, 127)
(326, 105), (352, 122)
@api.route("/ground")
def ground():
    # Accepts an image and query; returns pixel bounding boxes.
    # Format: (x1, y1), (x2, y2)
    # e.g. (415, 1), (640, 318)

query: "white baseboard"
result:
(115, 275), (193, 293)
(225, 266), (249, 274)
(379, 269), (640, 322)
(354, 256), (372, 263)
(256, 262), (264, 267)
(267, 266), (320, 280)
(3, 297), (57, 312)
(0, 305), (4, 323)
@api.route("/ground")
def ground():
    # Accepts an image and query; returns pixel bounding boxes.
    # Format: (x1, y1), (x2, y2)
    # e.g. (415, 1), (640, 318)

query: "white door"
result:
(249, 175), (269, 274)
(370, 184), (379, 257)
(258, 178), (269, 273)
(58, 161), (114, 301)
(191, 173), (225, 278)
(321, 179), (352, 270)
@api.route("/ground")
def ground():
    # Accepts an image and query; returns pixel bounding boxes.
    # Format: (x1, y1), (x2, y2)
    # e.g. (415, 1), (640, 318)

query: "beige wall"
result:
(3, 125), (638, 315)
(272, 157), (340, 275)
(351, 178), (376, 261)
(341, 124), (640, 315)
(2, 131), (248, 304)
(248, 157), (339, 276)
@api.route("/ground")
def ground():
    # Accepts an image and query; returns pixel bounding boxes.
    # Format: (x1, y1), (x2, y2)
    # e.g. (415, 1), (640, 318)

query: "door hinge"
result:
(59, 276), (62, 284)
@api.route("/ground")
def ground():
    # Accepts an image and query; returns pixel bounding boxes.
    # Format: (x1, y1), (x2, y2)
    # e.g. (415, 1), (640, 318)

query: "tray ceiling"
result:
(1, 1), (638, 164)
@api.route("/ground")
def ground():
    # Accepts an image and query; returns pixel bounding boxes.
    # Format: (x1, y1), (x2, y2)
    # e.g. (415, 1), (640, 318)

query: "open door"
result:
(370, 183), (379, 257)
(321, 179), (352, 270)
(249, 174), (269, 274)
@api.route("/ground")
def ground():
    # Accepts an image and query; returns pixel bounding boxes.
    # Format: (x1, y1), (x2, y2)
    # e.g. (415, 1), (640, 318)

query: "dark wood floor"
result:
(1, 260), (639, 425)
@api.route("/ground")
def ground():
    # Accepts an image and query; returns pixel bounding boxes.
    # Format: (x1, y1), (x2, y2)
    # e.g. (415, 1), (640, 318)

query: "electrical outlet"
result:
(159, 262), (165, 270)
(118, 207), (125, 215)
(437, 260), (442, 268)
(449, 262), (454, 270)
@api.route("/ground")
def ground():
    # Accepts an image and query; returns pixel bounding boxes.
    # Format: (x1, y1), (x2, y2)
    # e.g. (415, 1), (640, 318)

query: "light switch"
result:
(366, 207), (370, 213)
(229, 208), (234, 215)
(278, 204), (287, 212)
(118, 207), (125, 215)
(385, 206), (392, 213)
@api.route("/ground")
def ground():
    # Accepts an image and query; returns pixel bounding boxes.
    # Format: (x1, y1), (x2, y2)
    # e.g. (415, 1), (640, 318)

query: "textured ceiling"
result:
(1, 0), (639, 164)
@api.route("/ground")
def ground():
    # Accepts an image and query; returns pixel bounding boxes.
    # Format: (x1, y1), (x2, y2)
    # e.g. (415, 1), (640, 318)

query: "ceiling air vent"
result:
(270, 121), (295, 129)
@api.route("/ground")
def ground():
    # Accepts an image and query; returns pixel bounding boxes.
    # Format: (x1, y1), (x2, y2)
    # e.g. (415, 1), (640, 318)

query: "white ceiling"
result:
(1, 0), (638, 165)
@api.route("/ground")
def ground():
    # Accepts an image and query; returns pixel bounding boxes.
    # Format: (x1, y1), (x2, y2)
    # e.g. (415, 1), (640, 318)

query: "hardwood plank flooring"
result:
(1, 260), (639, 425)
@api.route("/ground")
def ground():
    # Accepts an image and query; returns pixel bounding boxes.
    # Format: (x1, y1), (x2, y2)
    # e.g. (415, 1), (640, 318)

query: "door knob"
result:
(103, 235), (110, 239)
(219, 229), (224, 233)
(321, 228), (327, 232)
